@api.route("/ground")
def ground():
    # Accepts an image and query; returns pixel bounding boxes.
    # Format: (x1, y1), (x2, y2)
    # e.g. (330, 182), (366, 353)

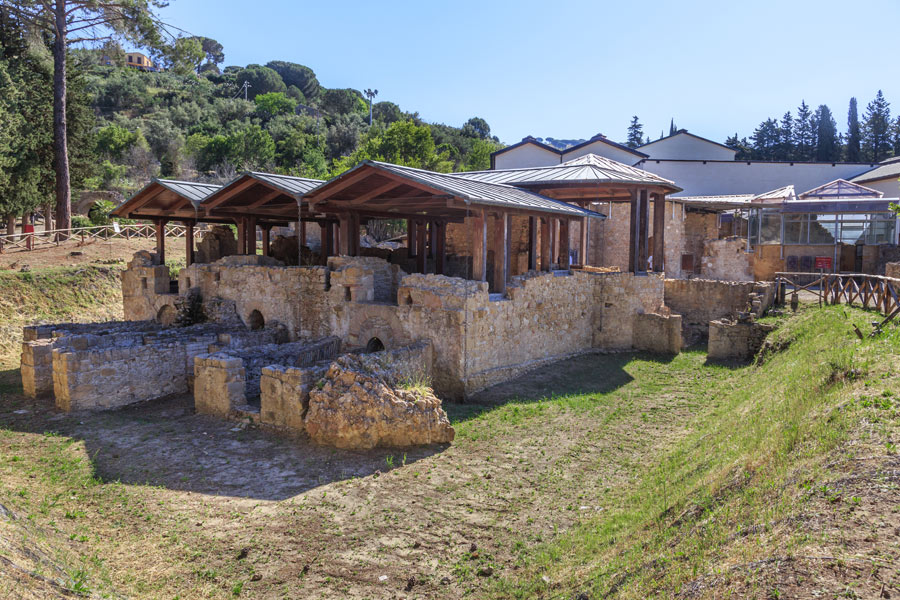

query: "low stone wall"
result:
(633, 312), (683, 354)
(665, 278), (775, 344)
(259, 341), (433, 435)
(593, 272), (667, 351)
(194, 337), (341, 417)
(708, 319), (775, 361)
(886, 262), (900, 279)
(700, 238), (753, 281)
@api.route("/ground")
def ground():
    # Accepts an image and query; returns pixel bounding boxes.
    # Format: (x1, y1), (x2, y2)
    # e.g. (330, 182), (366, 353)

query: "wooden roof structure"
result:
(112, 179), (222, 221)
(198, 172), (324, 223)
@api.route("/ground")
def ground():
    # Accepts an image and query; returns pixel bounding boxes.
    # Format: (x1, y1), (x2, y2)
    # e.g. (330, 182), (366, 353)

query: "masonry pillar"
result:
(558, 218), (570, 268)
(416, 219), (427, 273)
(653, 192), (666, 272)
(491, 213), (509, 293)
(155, 218), (167, 264)
(184, 220), (195, 266)
(472, 211), (487, 281)
(528, 216), (537, 271)
(540, 217), (551, 271)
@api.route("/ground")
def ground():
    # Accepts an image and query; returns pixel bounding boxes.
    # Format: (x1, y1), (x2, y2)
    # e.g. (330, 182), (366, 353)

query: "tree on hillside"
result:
(814, 105), (840, 162)
(793, 101), (816, 161)
(320, 88), (366, 116)
(463, 138), (499, 171)
(192, 36), (223, 70)
(234, 64), (286, 99)
(625, 116), (643, 148)
(0, 0), (169, 236)
(164, 36), (203, 75)
(332, 120), (452, 174)
(862, 90), (892, 162)
(265, 61), (319, 101)
(372, 101), (403, 125)
(254, 92), (297, 119)
(846, 97), (861, 161)
(462, 117), (491, 139)
(750, 118), (780, 160)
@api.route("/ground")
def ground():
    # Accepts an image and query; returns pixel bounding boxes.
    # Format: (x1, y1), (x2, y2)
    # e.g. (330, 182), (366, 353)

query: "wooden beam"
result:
(549, 218), (559, 268)
(629, 189), (639, 273)
(184, 220), (195, 266)
(351, 212), (361, 256)
(540, 217), (551, 271)
(304, 166), (374, 202)
(236, 218), (246, 256)
(639, 189), (650, 271)
(261, 225), (271, 257)
(653, 193), (666, 272)
(528, 216), (537, 271)
(428, 221), (436, 259)
(155, 218), (167, 264)
(472, 211), (487, 281)
(559, 218), (570, 268)
(416, 220), (427, 273)
(246, 188), (284, 210)
(492, 213), (509, 294)
(435, 221), (446, 275)
(348, 181), (402, 205)
(339, 214), (352, 255)
(204, 177), (257, 209)
(407, 219), (417, 257)
(580, 216), (589, 266)
(299, 220), (307, 247)
(320, 222), (330, 264)
(247, 216), (258, 255)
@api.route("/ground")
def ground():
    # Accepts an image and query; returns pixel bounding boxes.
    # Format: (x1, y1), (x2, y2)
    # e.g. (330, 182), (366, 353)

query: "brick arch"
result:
(156, 304), (177, 326)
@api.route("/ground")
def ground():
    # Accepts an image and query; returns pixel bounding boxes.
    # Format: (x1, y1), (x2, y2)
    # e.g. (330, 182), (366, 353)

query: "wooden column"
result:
(540, 217), (551, 271)
(320, 222), (331, 264)
(246, 216), (258, 255)
(628, 189), (639, 273)
(407, 219), (417, 257)
(416, 220), (427, 273)
(332, 221), (340, 256)
(472, 211), (487, 281)
(528, 216), (537, 271)
(428, 221), (436, 258)
(435, 221), (446, 275)
(299, 220), (307, 247)
(261, 225), (271, 257)
(236, 218), (246, 255)
(558, 219), (570, 268)
(339, 214), (351, 255)
(549, 218), (559, 268)
(491, 213), (509, 293)
(155, 218), (167, 264)
(184, 220), (195, 266)
(639, 190), (650, 272)
(347, 213), (359, 256)
(653, 193), (666, 272)
(578, 217), (590, 267)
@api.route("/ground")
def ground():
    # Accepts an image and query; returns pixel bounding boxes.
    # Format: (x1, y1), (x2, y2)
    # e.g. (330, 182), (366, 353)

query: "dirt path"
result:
(0, 351), (727, 599)
(0, 237), (159, 271)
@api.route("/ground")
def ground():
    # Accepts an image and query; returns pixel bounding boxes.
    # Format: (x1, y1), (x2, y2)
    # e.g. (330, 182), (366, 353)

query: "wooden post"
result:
(339, 214), (351, 255)
(320, 222), (330, 264)
(490, 213), (510, 293)
(332, 221), (340, 256)
(638, 190), (650, 272)
(629, 189), (639, 273)
(472, 211), (487, 281)
(416, 220), (427, 273)
(578, 217), (590, 267)
(261, 225), (271, 257)
(299, 220), (307, 247)
(155, 218), (167, 264)
(408, 218), (417, 257)
(528, 216), (537, 271)
(435, 221), (446, 275)
(558, 218), (570, 268)
(428, 221), (436, 258)
(184, 220), (195, 266)
(246, 216), (257, 255)
(549, 218), (558, 268)
(351, 212), (361, 256)
(653, 193), (666, 272)
(540, 217), (551, 271)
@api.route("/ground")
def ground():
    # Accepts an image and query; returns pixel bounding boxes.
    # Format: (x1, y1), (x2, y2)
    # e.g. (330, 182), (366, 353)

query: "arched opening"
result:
(365, 337), (385, 353)
(156, 304), (177, 326)
(247, 309), (265, 331)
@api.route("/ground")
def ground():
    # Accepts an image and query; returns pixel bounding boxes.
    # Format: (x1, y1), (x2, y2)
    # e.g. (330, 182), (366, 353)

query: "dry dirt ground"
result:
(0, 237), (159, 271)
(0, 351), (718, 599)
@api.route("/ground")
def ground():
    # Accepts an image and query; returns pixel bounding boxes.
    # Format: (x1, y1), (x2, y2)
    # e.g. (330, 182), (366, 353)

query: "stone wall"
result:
(683, 211), (719, 276)
(700, 237), (753, 281)
(592, 272), (667, 350)
(633, 311), (683, 354)
(708, 319), (775, 361)
(664, 279), (775, 344)
(590, 200), (685, 278)
(121, 251), (177, 322)
(886, 262), (900, 279)
(194, 337), (341, 417)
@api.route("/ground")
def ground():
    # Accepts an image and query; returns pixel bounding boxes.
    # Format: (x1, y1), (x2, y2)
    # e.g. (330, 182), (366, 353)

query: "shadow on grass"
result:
(0, 367), (443, 502)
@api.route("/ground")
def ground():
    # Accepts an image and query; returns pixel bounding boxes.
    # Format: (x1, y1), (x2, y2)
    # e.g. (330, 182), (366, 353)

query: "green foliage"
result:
(96, 124), (139, 158)
(332, 120), (452, 174)
(254, 92), (297, 119)
(233, 65), (286, 99)
(88, 199), (117, 225)
(626, 116), (643, 148)
(862, 90), (892, 162)
(320, 88), (366, 116)
(265, 60), (319, 100)
(165, 37), (205, 76)
(71, 215), (93, 228)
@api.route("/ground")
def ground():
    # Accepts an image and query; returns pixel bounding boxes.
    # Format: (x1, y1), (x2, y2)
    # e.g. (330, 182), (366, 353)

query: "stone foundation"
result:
(665, 278), (775, 344)
(708, 318), (775, 361)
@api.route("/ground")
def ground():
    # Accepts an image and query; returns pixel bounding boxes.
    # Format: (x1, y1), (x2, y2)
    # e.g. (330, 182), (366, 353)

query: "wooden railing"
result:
(0, 223), (202, 253)
(775, 271), (900, 316)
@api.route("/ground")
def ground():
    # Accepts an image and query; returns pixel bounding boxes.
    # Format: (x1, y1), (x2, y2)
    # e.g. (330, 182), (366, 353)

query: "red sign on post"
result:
(814, 256), (832, 271)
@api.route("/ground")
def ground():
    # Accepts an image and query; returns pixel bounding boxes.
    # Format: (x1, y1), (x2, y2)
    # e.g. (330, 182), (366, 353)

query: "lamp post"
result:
(364, 88), (378, 126)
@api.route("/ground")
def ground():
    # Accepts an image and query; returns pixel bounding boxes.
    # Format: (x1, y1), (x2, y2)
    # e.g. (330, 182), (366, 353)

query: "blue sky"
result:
(157, 0), (899, 146)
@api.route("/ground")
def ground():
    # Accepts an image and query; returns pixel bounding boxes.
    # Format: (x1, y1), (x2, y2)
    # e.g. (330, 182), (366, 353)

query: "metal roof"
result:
(799, 178), (883, 199)
(489, 135), (648, 162)
(676, 193), (756, 210)
(754, 185), (795, 202)
(456, 153), (680, 191)
(244, 171), (324, 197)
(307, 160), (605, 218)
(150, 179), (221, 204)
(638, 129), (737, 153)
(851, 156), (900, 184)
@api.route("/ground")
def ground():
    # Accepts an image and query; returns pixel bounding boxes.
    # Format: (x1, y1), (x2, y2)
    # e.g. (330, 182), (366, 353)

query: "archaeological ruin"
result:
(20, 158), (789, 450)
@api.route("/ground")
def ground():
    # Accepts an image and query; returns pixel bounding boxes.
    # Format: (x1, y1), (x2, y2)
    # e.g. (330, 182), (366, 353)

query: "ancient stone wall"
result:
(682, 211), (719, 276)
(592, 272), (667, 351)
(633, 312), (683, 354)
(708, 319), (775, 361)
(121, 251), (176, 322)
(886, 262), (900, 279)
(664, 279), (775, 344)
(700, 237), (753, 281)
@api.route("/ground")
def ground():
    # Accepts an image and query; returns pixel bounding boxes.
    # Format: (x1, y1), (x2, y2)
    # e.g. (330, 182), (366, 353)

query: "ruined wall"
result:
(121, 251), (177, 322)
(664, 279), (775, 344)
(682, 211), (719, 276)
(701, 238), (753, 281)
(591, 200), (685, 277)
(592, 272), (667, 350)
(886, 262), (900, 279)
(633, 312), (683, 354)
(708, 319), (775, 361)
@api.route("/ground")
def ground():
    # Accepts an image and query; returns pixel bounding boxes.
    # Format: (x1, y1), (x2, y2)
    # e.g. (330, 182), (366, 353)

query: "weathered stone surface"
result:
(633, 311), (682, 354)
(305, 345), (452, 449)
(701, 238), (753, 281)
(196, 226), (237, 264)
(886, 262), (900, 280)
(708, 318), (775, 361)
(665, 278), (775, 344)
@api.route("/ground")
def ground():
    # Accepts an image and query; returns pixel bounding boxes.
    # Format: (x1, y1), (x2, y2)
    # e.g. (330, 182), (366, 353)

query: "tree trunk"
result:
(52, 2), (71, 239)
(43, 203), (54, 231)
(6, 214), (16, 237)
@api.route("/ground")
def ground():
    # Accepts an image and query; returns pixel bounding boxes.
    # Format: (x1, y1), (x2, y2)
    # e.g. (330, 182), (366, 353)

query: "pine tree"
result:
(793, 101), (816, 161)
(776, 112), (793, 160)
(625, 116), (644, 148)
(669, 118), (677, 136)
(725, 134), (752, 160)
(862, 90), (892, 162)
(891, 116), (900, 156)
(814, 105), (839, 162)
(750, 118), (780, 160)
(846, 97), (861, 161)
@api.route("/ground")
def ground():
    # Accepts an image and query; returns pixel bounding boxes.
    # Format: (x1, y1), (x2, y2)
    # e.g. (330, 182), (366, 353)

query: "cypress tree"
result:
(669, 118), (677, 136)
(794, 101), (816, 161)
(814, 105), (839, 162)
(777, 112), (793, 160)
(862, 90), (892, 162)
(625, 116), (644, 148)
(846, 97), (861, 161)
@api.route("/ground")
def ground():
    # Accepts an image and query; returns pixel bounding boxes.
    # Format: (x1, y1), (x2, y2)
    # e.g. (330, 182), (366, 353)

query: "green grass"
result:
(487, 304), (900, 598)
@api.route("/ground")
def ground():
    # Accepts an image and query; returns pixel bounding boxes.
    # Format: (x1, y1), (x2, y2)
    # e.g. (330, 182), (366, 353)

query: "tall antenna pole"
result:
(242, 80), (251, 101)
(364, 88), (378, 126)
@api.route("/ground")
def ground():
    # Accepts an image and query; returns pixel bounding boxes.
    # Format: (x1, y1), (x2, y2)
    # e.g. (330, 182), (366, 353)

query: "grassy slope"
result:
(0, 266), (124, 363)
(492, 305), (900, 598)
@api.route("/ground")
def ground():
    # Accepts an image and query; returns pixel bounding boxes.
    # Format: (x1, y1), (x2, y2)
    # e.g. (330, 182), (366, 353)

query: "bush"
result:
(88, 199), (118, 225)
(71, 215), (93, 229)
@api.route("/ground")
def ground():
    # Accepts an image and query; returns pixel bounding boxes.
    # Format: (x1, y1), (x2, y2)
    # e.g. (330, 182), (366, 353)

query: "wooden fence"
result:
(775, 272), (900, 315)
(0, 223), (202, 253)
